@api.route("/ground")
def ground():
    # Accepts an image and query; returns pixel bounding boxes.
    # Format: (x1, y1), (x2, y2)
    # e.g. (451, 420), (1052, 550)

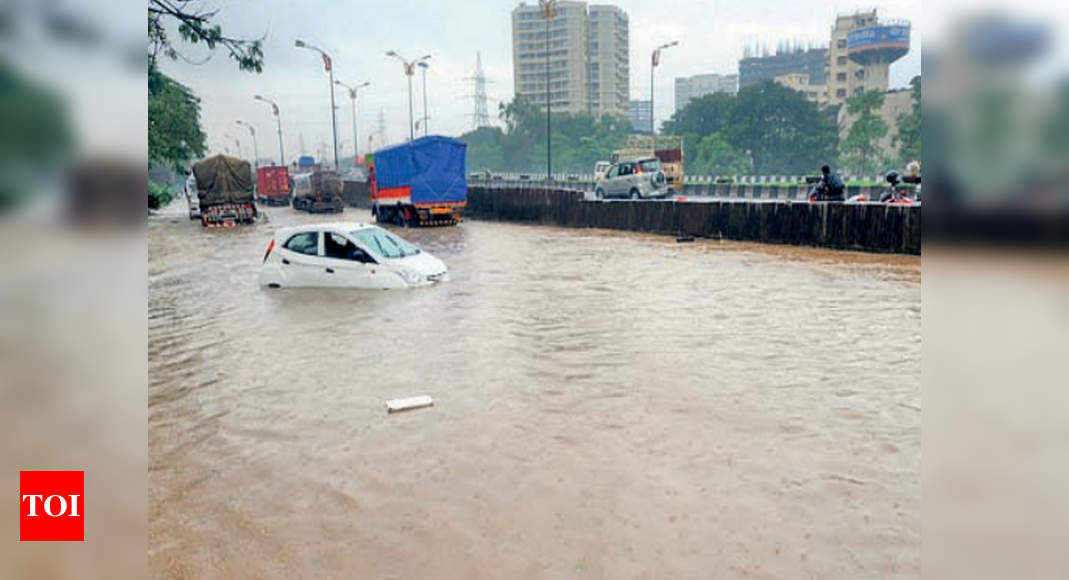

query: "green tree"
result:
(688, 133), (751, 176)
(840, 89), (889, 175)
(460, 126), (506, 172)
(662, 92), (735, 137)
(896, 76), (921, 164)
(460, 98), (631, 174)
(148, 0), (264, 72)
(724, 81), (837, 175)
(148, 61), (206, 172)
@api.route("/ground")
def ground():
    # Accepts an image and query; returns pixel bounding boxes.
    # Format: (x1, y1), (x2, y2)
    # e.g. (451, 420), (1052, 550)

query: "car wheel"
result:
(630, 189), (640, 200)
(595, 188), (604, 200)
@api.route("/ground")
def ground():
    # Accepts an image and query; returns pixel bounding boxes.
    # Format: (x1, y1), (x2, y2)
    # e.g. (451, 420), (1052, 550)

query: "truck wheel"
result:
(630, 189), (640, 200)
(595, 188), (605, 200)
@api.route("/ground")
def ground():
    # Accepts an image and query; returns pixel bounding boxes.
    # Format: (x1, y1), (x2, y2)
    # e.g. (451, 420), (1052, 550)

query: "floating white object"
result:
(385, 395), (435, 414)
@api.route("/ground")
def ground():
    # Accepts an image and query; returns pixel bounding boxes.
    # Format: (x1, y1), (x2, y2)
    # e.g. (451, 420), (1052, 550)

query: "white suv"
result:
(594, 157), (667, 200)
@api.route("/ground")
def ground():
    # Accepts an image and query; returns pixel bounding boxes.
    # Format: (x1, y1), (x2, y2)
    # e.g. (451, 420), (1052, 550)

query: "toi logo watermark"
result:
(19, 471), (84, 541)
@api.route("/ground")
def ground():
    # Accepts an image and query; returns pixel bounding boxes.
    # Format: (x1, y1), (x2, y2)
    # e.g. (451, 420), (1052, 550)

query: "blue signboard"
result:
(847, 25), (910, 49)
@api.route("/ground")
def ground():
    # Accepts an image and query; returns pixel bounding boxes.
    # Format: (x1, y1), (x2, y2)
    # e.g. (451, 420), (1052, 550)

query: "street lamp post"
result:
(225, 133), (242, 159)
(539, 0), (556, 181)
(254, 95), (285, 166)
(295, 39), (340, 169)
(235, 120), (258, 169)
(334, 80), (370, 157)
(417, 61), (429, 136)
(650, 41), (679, 135)
(386, 51), (431, 142)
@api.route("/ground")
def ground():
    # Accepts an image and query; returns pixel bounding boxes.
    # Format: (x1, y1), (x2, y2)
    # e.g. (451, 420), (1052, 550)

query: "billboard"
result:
(847, 25), (911, 50)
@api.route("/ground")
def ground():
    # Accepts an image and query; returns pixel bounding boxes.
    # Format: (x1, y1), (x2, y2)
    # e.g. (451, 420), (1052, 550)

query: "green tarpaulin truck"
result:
(192, 154), (258, 226)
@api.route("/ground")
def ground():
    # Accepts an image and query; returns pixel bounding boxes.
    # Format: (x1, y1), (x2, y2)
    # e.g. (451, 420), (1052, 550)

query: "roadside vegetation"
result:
(147, 1), (262, 208)
(462, 77), (922, 178)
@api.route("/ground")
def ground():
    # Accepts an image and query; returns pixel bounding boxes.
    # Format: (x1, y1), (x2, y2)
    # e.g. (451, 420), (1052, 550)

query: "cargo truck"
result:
(291, 170), (344, 213)
(192, 154), (258, 226)
(256, 165), (291, 206)
(369, 135), (466, 226)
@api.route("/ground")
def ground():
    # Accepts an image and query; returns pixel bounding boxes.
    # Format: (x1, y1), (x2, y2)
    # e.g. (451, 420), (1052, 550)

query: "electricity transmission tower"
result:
(465, 52), (492, 130)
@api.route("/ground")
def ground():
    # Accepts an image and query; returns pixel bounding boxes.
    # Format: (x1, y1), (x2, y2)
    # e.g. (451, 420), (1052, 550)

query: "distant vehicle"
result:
(342, 167), (367, 181)
(612, 135), (684, 193)
(187, 192), (201, 219)
(184, 170), (200, 219)
(370, 135), (467, 226)
(292, 170), (344, 213)
(593, 161), (611, 178)
(594, 157), (668, 200)
(259, 222), (449, 289)
(256, 165), (291, 206)
(192, 154), (257, 226)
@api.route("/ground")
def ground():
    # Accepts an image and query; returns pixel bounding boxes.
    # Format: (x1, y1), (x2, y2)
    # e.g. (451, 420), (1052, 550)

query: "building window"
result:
(856, 68), (865, 79)
(837, 39), (847, 49)
(836, 88), (847, 98)
(836, 72), (847, 82)
(837, 56), (847, 65)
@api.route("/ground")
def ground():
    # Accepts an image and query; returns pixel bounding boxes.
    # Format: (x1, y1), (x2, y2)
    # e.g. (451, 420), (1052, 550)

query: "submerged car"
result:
(593, 157), (668, 200)
(259, 222), (448, 289)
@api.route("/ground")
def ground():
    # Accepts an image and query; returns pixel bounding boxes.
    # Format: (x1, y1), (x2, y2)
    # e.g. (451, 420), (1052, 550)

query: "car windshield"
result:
(639, 159), (661, 173)
(351, 227), (421, 259)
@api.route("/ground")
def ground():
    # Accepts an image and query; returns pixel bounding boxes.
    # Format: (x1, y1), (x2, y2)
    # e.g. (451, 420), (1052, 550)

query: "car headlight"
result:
(397, 268), (424, 285)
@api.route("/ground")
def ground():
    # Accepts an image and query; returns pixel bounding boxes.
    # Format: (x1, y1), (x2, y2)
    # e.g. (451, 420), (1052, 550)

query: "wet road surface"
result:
(149, 202), (919, 578)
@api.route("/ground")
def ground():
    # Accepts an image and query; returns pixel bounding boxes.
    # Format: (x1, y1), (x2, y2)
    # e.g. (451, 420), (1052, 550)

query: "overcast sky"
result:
(158, 0), (922, 161)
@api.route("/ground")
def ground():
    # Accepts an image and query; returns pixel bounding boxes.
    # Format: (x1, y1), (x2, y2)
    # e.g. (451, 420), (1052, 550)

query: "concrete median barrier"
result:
(467, 186), (920, 254)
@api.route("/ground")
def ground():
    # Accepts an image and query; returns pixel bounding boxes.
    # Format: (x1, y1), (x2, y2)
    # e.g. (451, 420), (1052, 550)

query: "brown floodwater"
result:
(149, 202), (919, 578)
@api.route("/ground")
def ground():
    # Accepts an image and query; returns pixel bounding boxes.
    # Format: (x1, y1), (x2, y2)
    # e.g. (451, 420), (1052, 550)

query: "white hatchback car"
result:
(259, 222), (448, 289)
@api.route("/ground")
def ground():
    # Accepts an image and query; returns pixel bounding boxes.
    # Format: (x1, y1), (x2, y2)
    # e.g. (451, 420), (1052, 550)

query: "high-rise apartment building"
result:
(739, 48), (827, 89)
(674, 73), (738, 113)
(586, 5), (629, 116)
(628, 99), (651, 133)
(511, 2), (629, 116)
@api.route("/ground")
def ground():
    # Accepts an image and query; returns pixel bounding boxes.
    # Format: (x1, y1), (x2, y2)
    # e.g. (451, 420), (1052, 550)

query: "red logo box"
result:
(19, 471), (84, 541)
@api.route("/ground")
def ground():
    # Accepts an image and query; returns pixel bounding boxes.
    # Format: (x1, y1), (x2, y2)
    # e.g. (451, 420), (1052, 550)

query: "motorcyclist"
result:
(811, 165), (845, 202)
(880, 170), (903, 202)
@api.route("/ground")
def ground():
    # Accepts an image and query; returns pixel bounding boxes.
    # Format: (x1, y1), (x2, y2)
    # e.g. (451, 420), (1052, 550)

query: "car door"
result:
(321, 230), (386, 288)
(277, 230), (324, 287)
(605, 165), (622, 196)
(616, 163), (635, 196)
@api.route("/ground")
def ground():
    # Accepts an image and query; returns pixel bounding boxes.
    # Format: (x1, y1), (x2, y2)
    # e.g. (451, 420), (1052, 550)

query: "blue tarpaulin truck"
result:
(369, 135), (467, 226)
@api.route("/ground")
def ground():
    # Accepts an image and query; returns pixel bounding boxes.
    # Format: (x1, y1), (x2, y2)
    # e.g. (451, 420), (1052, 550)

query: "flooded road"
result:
(149, 203), (919, 578)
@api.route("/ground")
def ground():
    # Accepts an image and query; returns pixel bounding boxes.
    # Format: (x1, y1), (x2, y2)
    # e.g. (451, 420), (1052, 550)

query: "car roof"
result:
(273, 222), (374, 240)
